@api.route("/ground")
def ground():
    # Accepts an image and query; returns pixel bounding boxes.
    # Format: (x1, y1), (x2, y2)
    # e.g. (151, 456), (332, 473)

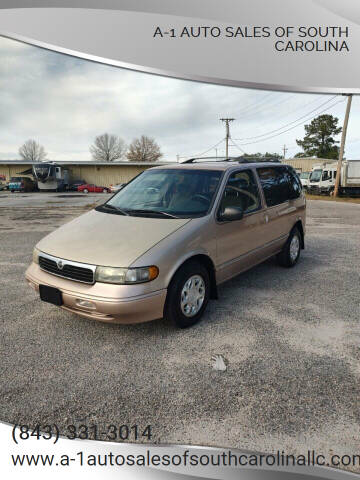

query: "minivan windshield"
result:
(300, 172), (310, 179)
(309, 169), (322, 182)
(104, 169), (222, 218)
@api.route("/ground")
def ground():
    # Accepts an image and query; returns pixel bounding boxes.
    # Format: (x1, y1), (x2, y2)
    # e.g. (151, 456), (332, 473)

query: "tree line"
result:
(17, 134), (163, 163)
(17, 114), (342, 163)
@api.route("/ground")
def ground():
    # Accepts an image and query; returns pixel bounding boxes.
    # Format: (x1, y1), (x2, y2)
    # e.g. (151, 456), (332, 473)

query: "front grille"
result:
(39, 255), (94, 284)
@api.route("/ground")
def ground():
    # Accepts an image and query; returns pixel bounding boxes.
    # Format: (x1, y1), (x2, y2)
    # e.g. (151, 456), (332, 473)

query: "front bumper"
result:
(307, 185), (321, 195)
(25, 262), (167, 324)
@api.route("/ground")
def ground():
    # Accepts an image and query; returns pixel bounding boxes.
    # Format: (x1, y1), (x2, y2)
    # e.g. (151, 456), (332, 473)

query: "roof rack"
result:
(182, 156), (281, 164)
(236, 157), (281, 164)
(182, 156), (236, 164)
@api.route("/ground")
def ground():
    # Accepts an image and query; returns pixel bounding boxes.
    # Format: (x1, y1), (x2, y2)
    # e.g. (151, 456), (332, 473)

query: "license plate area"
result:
(39, 285), (63, 306)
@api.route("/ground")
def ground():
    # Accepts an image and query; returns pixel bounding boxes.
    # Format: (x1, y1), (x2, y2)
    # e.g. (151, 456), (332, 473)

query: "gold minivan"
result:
(26, 159), (306, 328)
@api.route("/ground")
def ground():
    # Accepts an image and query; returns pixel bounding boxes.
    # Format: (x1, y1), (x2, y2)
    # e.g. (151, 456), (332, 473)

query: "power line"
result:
(235, 98), (346, 146)
(185, 137), (225, 159)
(234, 92), (277, 117)
(237, 95), (337, 140)
(229, 138), (247, 154)
(236, 94), (329, 137)
(238, 93), (297, 121)
(234, 95), (338, 141)
(180, 95), (344, 160)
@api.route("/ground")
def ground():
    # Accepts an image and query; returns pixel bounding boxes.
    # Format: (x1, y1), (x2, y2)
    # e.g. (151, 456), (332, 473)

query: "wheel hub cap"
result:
(180, 275), (205, 317)
(290, 235), (300, 261)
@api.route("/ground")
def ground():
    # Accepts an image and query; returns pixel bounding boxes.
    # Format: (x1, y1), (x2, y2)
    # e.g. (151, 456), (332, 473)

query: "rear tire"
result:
(165, 261), (210, 328)
(277, 227), (301, 268)
(102, 188), (107, 193)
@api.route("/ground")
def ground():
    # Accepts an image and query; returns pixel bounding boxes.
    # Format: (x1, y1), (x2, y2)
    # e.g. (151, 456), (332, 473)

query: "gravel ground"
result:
(0, 192), (359, 470)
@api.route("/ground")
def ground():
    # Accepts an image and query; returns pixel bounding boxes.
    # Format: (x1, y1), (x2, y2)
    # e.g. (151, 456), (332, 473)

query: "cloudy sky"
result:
(1, 35), (360, 162)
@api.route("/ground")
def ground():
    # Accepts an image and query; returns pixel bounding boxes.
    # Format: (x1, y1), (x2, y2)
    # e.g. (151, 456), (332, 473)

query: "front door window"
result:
(219, 169), (262, 217)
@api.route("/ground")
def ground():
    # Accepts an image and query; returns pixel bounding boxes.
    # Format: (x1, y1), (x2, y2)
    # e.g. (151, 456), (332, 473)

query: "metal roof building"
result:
(0, 160), (172, 187)
(0, 157), (334, 186)
(282, 157), (334, 172)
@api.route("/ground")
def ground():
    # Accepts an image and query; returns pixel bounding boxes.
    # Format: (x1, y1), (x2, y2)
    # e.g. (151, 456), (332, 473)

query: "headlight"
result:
(33, 247), (40, 264)
(95, 266), (159, 284)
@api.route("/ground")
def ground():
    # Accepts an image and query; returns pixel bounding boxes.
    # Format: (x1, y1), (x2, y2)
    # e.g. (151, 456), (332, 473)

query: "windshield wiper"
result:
(127, 209), (179, 219)
(97, 204), (129, 216)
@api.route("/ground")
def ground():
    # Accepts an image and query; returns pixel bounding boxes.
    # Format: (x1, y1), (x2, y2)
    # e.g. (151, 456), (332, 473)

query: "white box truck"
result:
(307, 159), (360, 196)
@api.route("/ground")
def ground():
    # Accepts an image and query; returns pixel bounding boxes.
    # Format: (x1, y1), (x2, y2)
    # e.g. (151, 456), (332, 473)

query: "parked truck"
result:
(32, 162), (69, 191)
(8, 176), (36, 192)
(307, 159), (360, 196)
(299, 171), (311, 191)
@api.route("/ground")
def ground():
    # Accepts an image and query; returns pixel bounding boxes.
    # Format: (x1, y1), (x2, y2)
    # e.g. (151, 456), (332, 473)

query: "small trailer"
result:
(32, 162), (69, 191)
(307, 159), (360, 196)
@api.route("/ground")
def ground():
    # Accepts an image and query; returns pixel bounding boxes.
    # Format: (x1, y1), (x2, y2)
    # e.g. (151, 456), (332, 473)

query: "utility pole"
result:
(214, 147), (218, 158)
(220, 118), (235, 158)
(334, 94), (353, 197)
(282, 144), (288, 159)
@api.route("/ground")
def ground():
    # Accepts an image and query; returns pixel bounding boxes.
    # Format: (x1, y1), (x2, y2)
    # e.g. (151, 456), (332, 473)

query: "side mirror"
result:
(218, 206), (244, 222)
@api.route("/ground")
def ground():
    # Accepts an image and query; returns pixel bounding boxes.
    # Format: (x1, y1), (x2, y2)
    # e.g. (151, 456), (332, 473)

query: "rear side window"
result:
(287, 166), (302, 198)
(257, 166), (298, 207)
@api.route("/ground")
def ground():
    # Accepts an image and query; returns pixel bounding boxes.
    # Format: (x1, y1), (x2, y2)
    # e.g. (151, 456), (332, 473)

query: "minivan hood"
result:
(37, 209), (191, 267)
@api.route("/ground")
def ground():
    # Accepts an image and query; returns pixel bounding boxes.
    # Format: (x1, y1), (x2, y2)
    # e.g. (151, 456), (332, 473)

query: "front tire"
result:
(83, 188), (89, 194)
(277, 227), (301, 268)
(165, 261), (210, 328)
